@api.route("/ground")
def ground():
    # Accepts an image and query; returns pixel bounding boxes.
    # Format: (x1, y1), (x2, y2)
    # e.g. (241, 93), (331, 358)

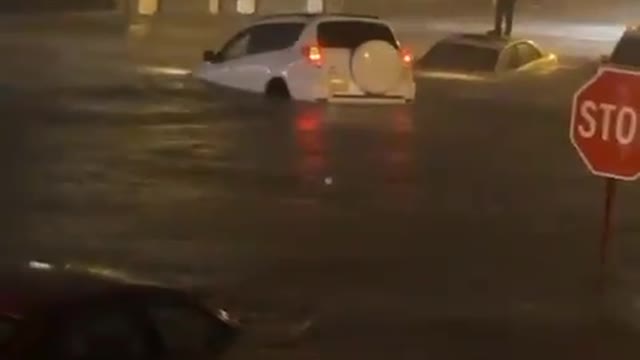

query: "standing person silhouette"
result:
(490, 0), (517, 37)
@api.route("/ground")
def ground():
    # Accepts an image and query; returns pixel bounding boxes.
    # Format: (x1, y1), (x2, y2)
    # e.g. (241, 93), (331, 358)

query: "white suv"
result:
(194, 13), (416, 104)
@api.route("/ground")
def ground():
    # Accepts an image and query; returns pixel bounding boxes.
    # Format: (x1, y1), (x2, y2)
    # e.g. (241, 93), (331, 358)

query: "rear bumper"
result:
(287, 71), (416, 104)
(322, 95), (412, 104)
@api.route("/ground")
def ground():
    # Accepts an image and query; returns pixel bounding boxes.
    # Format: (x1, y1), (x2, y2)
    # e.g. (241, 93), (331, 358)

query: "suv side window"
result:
(144, 297), (232, 359)
(611, 34), (640, 67)
(218, 22), (305, 61)
(247, 22), (305, 54)
(219, 30), (251, 61)
(46, 303), (152, 360)
(516, 43), (542, 66)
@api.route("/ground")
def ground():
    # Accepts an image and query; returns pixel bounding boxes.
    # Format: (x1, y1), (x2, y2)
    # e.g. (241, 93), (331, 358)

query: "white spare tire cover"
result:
(351, 40), (403, 95)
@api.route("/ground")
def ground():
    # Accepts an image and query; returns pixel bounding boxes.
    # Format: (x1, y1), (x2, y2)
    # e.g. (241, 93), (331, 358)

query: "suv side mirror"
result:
(203, 50), (221, 63)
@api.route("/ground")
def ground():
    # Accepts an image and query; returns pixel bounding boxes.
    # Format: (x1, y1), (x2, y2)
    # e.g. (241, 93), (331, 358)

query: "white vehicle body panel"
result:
(196, 50), (291, 93)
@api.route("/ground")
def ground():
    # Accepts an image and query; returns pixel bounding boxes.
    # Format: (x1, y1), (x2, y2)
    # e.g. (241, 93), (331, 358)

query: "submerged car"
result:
(413, 33), (563, 105)
(194, 13), (416, 104)
(415, 33), (558, 79)
(0, 266), (238, 359)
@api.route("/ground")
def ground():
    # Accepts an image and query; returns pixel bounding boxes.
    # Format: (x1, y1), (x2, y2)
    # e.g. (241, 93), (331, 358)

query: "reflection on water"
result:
(291, 104), (417, 205)
(379, 107), (417, 212)
(293, 105), (329, 188)
(384, 107), (415, 184)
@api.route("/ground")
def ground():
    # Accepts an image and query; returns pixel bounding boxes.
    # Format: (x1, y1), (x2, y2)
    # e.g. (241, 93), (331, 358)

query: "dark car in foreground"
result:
(0, 265), (237, 360)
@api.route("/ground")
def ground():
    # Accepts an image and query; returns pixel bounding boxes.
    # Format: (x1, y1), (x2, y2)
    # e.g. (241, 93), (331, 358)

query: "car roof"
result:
(255, 12), (382, 25)
(0, 266), (177, 317)
(439, 33), (530, 51)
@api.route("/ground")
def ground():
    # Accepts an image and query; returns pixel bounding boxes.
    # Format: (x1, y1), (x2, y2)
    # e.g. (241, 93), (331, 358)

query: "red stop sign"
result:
(571, 68), (640, 180)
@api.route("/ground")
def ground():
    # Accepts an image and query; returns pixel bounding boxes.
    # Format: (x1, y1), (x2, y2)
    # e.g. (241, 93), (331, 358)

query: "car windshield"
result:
(611, 34), (640, 67)
(418, 42), (499, 72)
(317, 20), (398, 48)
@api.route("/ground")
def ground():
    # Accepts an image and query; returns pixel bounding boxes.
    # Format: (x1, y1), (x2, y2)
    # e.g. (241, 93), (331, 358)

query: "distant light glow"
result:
(237, 0), (255, 14)
(29, 261), (53, 270)
(324, 176), (333, 186)
(138, 0), (158, 15)
(307, 0), (323, 13)
(209, 0), (219, 14)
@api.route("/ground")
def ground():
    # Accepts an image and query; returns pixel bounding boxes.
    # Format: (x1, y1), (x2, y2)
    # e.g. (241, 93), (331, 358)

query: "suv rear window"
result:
(248, 22), (306, 54)
(317, 21), (397, 49)
(418, 42), (499, 72)
(611, 34), (640, 68)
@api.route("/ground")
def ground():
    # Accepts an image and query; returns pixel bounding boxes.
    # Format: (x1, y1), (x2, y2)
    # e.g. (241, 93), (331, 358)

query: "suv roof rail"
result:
(323, 13), (379, 19)
(259, 12), (379, 20)
(259, 12), (318, 20)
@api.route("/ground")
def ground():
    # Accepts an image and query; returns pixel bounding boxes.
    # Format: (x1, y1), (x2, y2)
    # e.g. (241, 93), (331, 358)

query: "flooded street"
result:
(2, 12), (640, 359)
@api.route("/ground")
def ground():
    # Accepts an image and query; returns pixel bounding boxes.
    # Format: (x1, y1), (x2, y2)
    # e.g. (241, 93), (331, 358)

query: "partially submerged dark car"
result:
(413, 33), (561, 104)
(0, 265), (238, 359)
(415, 33), (558, 78)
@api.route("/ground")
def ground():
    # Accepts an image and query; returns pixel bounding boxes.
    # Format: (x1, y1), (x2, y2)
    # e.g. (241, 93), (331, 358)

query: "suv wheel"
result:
(265, 78), (291, 100)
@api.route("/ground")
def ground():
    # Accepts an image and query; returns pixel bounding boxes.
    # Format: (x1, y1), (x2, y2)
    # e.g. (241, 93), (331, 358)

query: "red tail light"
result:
(302, 45), (323, 67)
(400, 48), (413, 66)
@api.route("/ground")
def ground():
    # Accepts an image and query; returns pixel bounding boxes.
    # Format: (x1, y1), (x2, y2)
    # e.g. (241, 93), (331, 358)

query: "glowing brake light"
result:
(400, 48), (413, 66)
(302, 45), (323, 67)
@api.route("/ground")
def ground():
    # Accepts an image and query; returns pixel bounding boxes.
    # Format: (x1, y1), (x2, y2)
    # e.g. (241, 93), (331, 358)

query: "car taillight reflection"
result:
(294, 106), (327, 186)
(302, 45), (323, 67)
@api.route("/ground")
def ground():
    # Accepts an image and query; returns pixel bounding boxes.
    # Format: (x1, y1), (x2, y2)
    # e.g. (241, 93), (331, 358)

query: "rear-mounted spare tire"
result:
(350, 40), (403, 95)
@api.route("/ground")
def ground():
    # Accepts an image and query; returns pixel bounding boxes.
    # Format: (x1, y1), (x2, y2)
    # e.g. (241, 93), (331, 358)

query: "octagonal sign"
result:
(571, 68), (640, 180)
